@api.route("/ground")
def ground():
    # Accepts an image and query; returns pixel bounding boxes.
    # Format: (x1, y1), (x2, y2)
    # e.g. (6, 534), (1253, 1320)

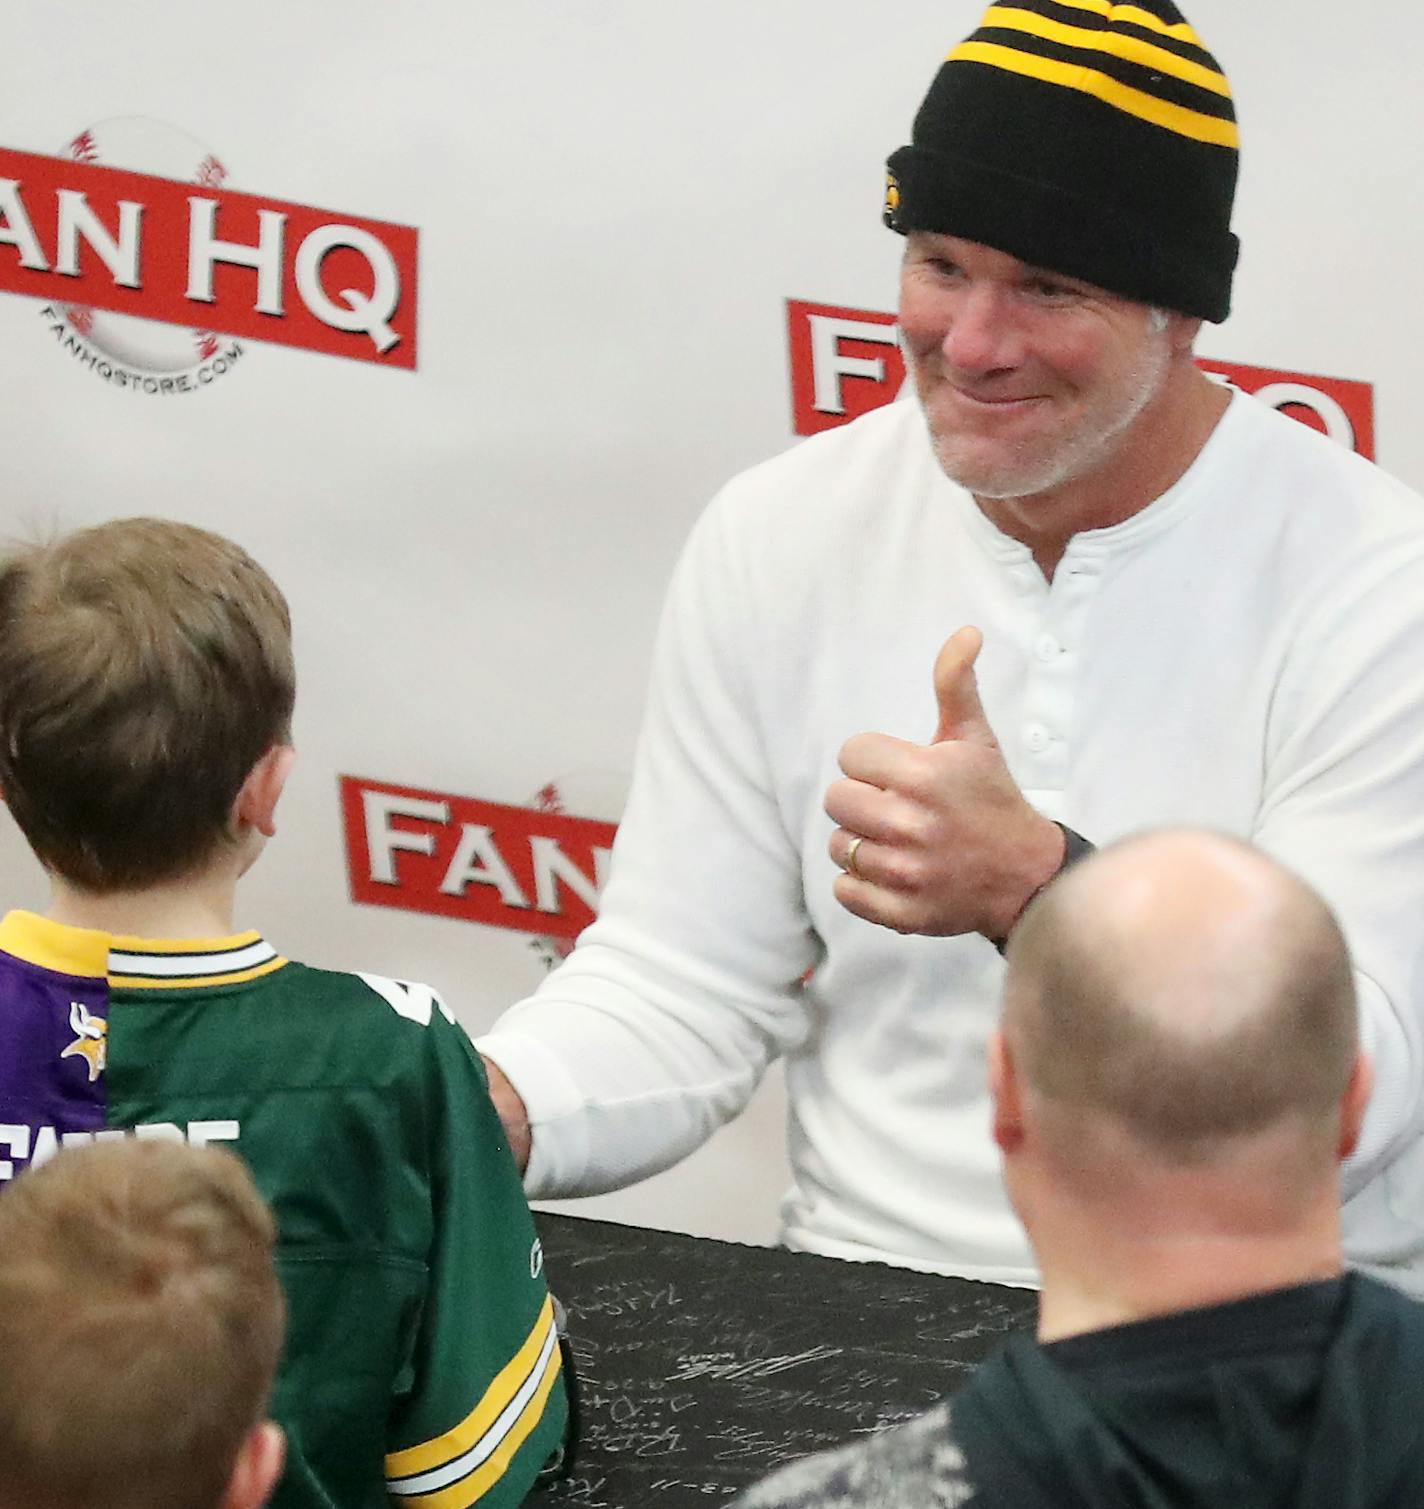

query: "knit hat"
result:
(884, 0), (1240, 321)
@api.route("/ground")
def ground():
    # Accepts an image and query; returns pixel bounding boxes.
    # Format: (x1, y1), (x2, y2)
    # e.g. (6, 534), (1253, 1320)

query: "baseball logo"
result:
(63, 117), (225, 373)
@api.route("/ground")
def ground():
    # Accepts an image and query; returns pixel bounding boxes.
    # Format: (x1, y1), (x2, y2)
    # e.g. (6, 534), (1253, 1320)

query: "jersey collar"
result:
(0, 911), (287, 989)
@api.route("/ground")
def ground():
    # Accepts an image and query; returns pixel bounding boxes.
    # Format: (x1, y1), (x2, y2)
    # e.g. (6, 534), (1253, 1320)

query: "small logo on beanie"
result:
(882, 171), (902, 230)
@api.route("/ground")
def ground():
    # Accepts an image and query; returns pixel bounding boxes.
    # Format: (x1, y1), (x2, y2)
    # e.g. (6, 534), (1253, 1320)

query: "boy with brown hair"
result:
(0, 1138), (287, 1509)
(0, 517), (569, 1509)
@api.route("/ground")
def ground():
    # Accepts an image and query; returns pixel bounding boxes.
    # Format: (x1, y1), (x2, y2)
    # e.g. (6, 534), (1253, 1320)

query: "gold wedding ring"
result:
(844, 834), (865, 878)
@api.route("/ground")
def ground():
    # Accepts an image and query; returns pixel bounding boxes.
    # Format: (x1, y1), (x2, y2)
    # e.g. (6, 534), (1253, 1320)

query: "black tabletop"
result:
(535, 1212), (1038, 1509)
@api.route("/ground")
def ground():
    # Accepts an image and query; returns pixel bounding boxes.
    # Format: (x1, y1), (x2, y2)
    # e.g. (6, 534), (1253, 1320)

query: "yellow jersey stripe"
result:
(396, 1345), (563, 1509)
(0, 911), (108, 978)
(385, 1296), (556, 1479)
(978, 6), (1230, 97)
(111, 957), (289, 990)
(1026, 0), (1204, 45)
(949, 40), (1239, 146)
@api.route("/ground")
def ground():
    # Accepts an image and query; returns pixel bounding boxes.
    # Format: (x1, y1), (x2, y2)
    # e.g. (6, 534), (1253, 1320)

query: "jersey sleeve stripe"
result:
(386, 1338), (562, 1508)
(385, 1295), (557, 1480)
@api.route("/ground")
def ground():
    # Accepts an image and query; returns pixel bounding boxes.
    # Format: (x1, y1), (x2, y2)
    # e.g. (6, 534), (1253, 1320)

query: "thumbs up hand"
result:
(931, 626), (999, 746)
(825, 627), (1065, 939)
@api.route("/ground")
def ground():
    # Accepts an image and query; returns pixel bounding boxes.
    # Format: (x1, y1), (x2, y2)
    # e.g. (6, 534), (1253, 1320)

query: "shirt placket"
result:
(1017, 545), (1100, 806)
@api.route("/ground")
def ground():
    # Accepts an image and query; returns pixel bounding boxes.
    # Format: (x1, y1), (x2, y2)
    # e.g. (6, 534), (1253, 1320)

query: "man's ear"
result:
(220, 1420), (285, 1509)
(989, 1028), (1025, 1155)
(1166, 311), (1203, 356)
(234, 745), (296, 840)
(1338, 1051), (1375, 1162)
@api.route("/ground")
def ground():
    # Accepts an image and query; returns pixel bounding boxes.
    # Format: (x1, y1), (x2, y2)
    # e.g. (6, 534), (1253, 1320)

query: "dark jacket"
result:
(732, 1274), (1424, 1508)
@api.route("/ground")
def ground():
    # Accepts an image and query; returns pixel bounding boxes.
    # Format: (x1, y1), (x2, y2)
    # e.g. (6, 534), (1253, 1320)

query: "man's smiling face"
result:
(899, 232), (1179, 507)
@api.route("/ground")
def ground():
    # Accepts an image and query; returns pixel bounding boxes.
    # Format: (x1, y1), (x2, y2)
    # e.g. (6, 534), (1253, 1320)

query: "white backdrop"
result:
(3, 2), (1421, 1243)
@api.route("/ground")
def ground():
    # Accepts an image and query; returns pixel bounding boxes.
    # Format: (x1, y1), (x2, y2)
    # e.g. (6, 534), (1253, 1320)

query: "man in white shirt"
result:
(480, 0), (1424, 1293)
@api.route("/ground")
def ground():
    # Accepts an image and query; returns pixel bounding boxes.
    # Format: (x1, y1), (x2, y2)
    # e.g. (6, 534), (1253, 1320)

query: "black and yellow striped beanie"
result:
(884, 0), (1240, 321)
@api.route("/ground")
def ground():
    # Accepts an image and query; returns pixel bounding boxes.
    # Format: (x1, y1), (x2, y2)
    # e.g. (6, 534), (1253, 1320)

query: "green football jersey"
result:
(0, 910), (568, 1509)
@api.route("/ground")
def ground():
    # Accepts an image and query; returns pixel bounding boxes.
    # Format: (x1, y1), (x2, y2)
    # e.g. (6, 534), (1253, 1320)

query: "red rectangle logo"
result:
(787, 298), (1375, 457)
(788, 299), (905, 436)
(1194, 357), (1374, 459)
(0, 144), (417, 368)
(341, 776), (618, 940)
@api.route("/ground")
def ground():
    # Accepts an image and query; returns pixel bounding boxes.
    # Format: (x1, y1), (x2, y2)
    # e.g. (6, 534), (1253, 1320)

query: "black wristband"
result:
(991, 822), (1095, 956)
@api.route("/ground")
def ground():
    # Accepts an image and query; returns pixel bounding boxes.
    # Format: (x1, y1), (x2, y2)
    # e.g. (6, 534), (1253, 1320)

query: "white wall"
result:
(2, 2), (1419, 1243)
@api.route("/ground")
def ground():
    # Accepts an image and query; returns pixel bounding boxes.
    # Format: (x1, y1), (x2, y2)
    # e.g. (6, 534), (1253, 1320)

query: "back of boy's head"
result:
(0, 517), (294, 892)
(0, 1138), (286, 1509)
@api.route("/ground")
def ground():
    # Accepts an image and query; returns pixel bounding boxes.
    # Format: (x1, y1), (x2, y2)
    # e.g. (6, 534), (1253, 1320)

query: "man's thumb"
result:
(931, 626), (996, 746)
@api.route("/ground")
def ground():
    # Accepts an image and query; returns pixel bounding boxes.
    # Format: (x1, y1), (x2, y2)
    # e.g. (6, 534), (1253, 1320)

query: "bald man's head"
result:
(1001, 830), (1358, 1167)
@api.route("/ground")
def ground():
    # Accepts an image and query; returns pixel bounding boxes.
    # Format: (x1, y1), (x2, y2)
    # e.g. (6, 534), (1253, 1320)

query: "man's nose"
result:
(940, 284), (1020, 376)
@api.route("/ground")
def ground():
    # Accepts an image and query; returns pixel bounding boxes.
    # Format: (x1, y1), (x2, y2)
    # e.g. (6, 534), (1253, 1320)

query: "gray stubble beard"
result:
(922, 322), (1174, 502)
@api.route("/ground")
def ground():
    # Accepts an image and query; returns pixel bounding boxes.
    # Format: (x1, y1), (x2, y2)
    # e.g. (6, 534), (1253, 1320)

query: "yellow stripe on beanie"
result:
(948, 40), (1239, 147)
(972, 6), (1231, 98)
(1040, 0), (1205, 46)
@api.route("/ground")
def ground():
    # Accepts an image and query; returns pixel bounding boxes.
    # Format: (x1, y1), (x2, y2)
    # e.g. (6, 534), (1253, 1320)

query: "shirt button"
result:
(1035, 633), (1061, 662)
(1025, 723), (1050, 753)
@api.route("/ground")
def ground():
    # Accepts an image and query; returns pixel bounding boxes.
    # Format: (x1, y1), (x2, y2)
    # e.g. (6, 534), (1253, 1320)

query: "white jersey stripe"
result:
(108, 938), (278, 977)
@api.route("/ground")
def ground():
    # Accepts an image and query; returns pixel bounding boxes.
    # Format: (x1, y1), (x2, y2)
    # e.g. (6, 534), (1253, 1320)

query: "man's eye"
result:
(1026, 279), (1075, 301)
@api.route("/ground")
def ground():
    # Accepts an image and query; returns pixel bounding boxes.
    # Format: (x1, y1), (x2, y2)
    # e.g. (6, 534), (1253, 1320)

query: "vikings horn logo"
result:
(61, 1001), (108, 1083)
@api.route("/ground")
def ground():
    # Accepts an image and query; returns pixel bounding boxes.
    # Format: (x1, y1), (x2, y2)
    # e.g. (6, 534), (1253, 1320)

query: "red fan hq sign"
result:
(786, 299), (1375, 457)
(0, 137), (417, 368)
(342, 776), (617, 941)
